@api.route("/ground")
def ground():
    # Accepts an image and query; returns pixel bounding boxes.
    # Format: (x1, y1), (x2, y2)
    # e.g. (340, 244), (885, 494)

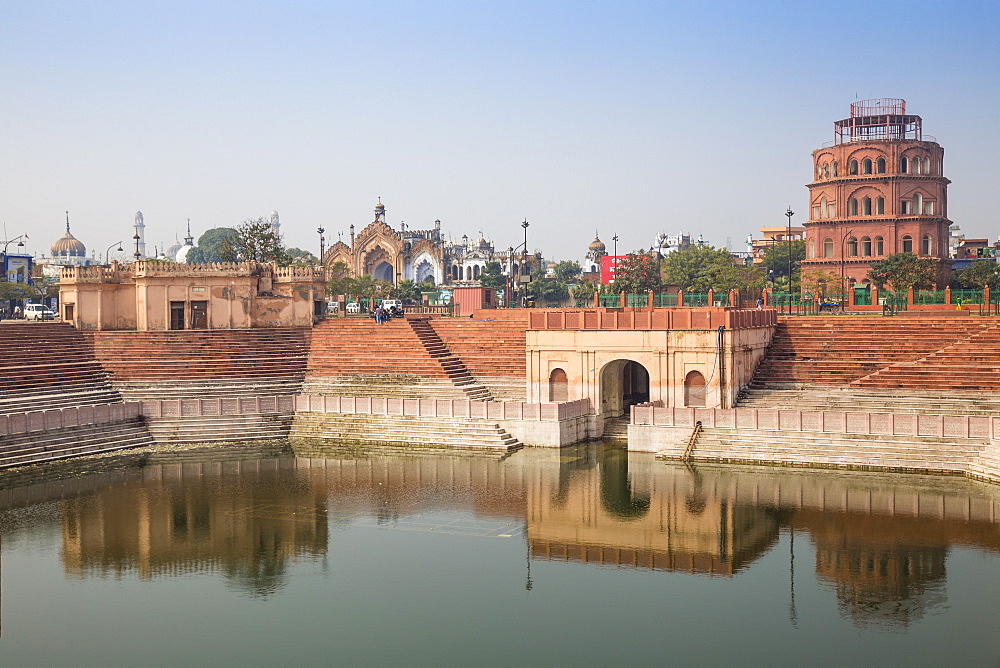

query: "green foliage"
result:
(186, 227), (236, 264)
(711, 263), (766, 293)
(345, 274), (392, 299)
(611, 252), (661, 293)
(0, 280), (30, 301)
(523, 278), (570, 305)
(660, 246), (741, 292)
(478, 261), (507, 291)
(219, 219), (289, 264)
(762, 240), (805, 279)
(554, 260), (582, 281)
(389, 279), (422, 304)
(286, 247), (317, 266)
(866, 252), (938, 291)
(954, 260), (1000, 291)
(572, 282), (598, 303)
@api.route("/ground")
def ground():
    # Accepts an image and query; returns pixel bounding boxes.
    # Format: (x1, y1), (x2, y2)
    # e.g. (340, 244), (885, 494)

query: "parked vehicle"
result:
(24, 304), (57, 321)
(346, 302), (361, 314)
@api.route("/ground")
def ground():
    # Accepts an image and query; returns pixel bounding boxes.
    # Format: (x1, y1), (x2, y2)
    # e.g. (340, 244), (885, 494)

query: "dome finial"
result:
(66, 210), (71, 234)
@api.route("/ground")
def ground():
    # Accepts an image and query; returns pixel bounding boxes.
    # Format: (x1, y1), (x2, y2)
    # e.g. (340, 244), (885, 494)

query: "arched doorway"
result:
(414, 260), (435, 285)
(548, 368), (568, 402)
(600, 359), (650, 417)
(684, 370), (706, 407)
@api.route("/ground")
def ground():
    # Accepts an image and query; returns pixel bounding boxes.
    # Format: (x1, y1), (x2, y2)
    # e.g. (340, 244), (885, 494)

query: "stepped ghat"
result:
(645, 315), (1000, 485)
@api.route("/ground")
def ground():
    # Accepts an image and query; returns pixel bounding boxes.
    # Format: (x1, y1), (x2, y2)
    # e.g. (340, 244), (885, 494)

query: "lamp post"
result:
(133, 233), (141, 261)
(2, 235), (26, 256)
(317, 226), (325, 266)
(105, 242), (123, 265)
(507, 246), (514, 308)
(612, 234), (619, 258)
(841, 228), (854, 311)
(785, 207), (795, 293)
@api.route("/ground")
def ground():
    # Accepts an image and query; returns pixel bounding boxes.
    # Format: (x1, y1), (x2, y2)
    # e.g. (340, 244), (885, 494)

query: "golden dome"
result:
(51, 230), (86, 256)
(588, 235), (606, 252)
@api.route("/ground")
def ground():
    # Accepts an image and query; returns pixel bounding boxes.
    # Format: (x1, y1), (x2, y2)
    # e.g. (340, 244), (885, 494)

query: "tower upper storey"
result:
(833, 98), (922, 144)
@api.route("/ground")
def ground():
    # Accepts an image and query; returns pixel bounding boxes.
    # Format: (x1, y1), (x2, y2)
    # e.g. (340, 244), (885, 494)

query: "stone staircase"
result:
(408, 319), (493, 401)
(685, 426), (988, 475)
(144, 412), (294, 444)
(601, 416), (630, 442)
(0, 322), (123, 415)
(290, 412), (522, 452)
(751, 316), (997, 388)
(736, 386), (1000, 417)
(0, 420), (154, 469)
(427, 319), (528, 401)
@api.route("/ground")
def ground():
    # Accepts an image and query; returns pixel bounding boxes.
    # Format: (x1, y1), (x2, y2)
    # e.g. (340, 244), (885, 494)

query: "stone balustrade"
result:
(633, 405), (1000, 441)
(0, 402), (141, 436)
(528, 308), (775, 331)
(294, 395), (591, 421)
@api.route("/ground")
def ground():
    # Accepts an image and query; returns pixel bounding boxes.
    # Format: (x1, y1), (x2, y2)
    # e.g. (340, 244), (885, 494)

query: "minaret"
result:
(134, 211), (146, 258)
(269, 210), (280, 238)
(184, 218), (194, 246)
(374, 197), (386, 223)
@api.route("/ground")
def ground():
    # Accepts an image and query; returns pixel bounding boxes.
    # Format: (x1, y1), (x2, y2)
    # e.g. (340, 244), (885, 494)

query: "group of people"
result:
(0, 305), (22, 320)
(370, 304), (404, 324)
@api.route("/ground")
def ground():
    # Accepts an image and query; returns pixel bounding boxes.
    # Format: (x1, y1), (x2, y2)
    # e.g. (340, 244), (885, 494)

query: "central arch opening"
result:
(600, 359), (650, 417)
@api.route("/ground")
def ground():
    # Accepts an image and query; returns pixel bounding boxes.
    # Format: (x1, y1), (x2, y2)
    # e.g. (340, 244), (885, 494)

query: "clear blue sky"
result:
(2, 0), (998, 262)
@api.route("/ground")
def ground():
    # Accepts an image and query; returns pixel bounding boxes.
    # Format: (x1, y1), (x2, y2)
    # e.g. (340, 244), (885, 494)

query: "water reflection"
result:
(1, 444), (999, 630)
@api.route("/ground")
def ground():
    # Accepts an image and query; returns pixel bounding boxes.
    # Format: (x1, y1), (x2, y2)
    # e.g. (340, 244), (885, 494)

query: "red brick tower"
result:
(801, 99), (951, 290)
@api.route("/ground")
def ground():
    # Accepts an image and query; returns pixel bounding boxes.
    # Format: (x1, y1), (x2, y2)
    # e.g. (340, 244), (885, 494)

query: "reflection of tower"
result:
(134, 211), (146, 259)
(269, 210), (280, 239)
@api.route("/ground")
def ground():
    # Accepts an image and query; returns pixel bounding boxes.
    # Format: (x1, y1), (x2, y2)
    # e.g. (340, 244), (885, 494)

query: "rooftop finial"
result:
(65, 211), (70, 234)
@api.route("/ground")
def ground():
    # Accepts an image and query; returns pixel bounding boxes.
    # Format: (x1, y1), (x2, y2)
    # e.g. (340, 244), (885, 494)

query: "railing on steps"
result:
(681, 421), (703, 462)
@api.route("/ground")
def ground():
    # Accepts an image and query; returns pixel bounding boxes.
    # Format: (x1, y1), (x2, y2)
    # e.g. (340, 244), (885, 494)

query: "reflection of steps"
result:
(602, 416), (630, 441)
(408, 319), (493, 401)
(0, 420), (154, 469)
(688, 427), (987, 474)
(736, 386), (1000, 417)
(290, 413), (522, 451)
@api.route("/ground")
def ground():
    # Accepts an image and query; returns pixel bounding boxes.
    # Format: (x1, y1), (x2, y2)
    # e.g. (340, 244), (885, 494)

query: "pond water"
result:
(1, 442), (999, 666)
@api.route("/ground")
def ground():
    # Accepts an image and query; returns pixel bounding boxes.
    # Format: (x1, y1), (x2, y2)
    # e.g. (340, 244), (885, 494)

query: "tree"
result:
(954, 260), (1000, 291)
(325, 261), (352, 298)
(22, 276), (59, 303)
(800, 268), (844, 297)
(219, 218), (289, 264)
(523, 278), (569, 306)
(345, 274), (392, 300)
(610, 252), (661, 293)
(286, 247), (317, 266)
(554, 260), (582, 282)
(661, 246), (736, 292)
(866, 252), (938, 292)
(389, 279), (422, 304)
(478, 261), (507, 292)
(185, 227), (236, 264)
(762, 240), (806, 280)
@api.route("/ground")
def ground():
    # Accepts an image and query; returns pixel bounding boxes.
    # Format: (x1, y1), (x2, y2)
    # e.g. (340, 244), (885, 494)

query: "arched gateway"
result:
(600, 359), (650, 418)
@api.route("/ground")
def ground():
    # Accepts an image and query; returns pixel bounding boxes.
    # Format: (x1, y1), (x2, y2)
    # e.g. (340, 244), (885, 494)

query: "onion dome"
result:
(51, 216), (86, 257)
(588, 235), (606, 252)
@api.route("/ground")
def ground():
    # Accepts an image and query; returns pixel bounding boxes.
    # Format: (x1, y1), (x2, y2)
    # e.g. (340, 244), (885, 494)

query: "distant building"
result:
(801, 99), (952, 288)
(748, 226), (805, 265)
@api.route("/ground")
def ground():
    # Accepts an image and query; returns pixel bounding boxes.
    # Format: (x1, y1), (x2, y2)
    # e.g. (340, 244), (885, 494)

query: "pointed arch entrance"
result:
(684, 370), (707, 407)
(600, 359), (650, 417)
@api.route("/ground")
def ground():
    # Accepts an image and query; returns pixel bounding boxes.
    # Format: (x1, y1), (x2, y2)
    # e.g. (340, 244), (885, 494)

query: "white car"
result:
(24, 304), (57, 321)
(346, 303), (361, 314)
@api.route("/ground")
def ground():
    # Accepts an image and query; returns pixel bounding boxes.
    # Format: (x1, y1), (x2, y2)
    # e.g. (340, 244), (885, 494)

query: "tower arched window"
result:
(823, 163), (829, 178)
(849, 160), (859, 175)
(902, 235), (913, 253)
(821, 197), (829, 218)
(922, 234), (933, 255)
(876, 157), (886, 174)
(861, 237), (872, 257)
(832, 161), (839, 177)
(823, 238), (834, 258)
(849, 198), (858, 216)
(876, 197), (885, 215)
(847, 237), (858, 257)
(862, 196), (872, 215)
(914, 193), (923, 213)
(473, 265), (481, 279)
(913, 157), (922, 174)
(862, 158), (873, 174)
(874, 236), (884, 256)
(925, 200), (935, 215)
(900, 156), (909, 173)
(923, 157), (931, 174)
(808, 240), (815, 258)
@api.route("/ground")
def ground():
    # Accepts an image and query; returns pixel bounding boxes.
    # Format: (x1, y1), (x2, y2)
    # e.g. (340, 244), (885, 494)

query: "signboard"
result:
(600, 255), (628, 284)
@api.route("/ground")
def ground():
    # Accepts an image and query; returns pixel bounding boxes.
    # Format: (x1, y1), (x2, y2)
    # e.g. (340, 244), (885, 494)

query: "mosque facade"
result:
(322, 201), (527, 287)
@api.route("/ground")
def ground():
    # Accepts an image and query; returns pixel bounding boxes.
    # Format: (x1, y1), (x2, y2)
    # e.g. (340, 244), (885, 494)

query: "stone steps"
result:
(144, 413), (293, 443)
(112, 378), (304, 401)
(686, 427), (986, 474)
(737, 387), (1000, 417)
(290, 413), (522, 451)
(0, 419), (154, 468)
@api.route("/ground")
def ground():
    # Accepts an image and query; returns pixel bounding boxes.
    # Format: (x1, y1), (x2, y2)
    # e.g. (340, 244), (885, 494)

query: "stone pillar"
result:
(707, 288), (714, 306)
(945, 285), (952, 306)
(907, 286), (915, 307)
(648, 290), (654, 310)
(677, 289), (684, 307)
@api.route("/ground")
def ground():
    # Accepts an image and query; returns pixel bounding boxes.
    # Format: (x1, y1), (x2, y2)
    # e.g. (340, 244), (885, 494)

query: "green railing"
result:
(853, 290), (872, 306)
(654, 294), (678, 307)
(915, 290), (946, 305)
(626, 293), (647, 308)
(682, 292), (710, 307)
(952, 289), (983, 305)
(599, 294), (621, 308)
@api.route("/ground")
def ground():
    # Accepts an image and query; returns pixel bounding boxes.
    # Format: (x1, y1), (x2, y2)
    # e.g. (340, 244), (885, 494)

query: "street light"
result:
(133, 233), (141, 261)
(507, 246), (515, 308)
(612, 234), (619, 258)
(317, 226), (325, 266)
(2, 235), (26, 256)
(785, 207), (795, 293)
(105, 242), (123, 264)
